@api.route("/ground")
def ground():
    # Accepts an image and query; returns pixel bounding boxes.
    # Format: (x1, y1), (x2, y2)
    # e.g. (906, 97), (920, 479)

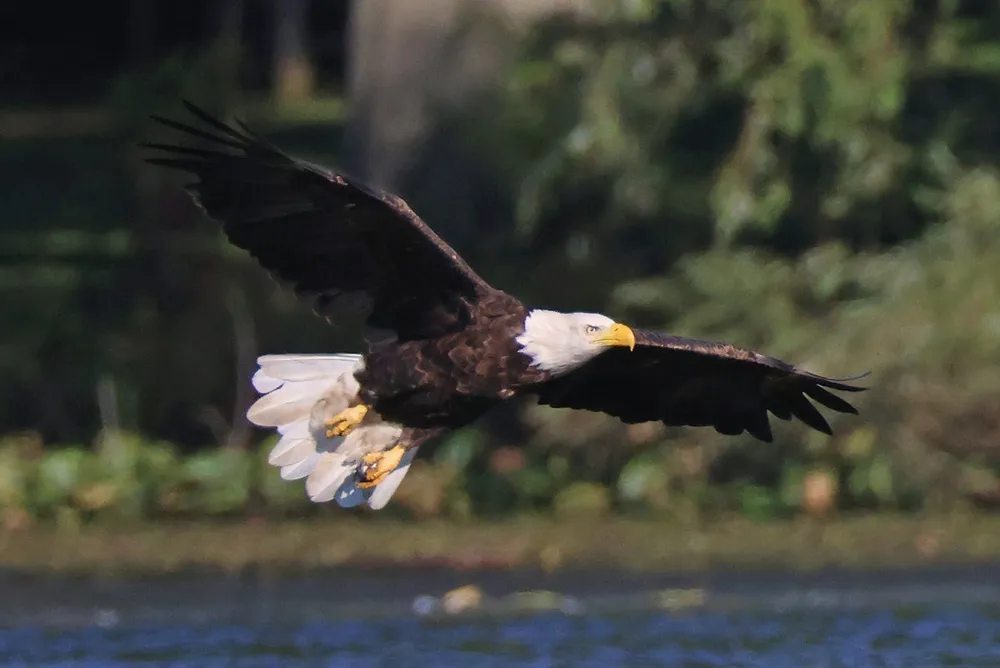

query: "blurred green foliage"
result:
(469, 0), (1000, 518)
(0, 413), (995, 528)
(4, 0), (1000, 524)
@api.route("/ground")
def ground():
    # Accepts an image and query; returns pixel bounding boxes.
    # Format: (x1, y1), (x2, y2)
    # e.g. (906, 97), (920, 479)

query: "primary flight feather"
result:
(145, 101), (868, 510)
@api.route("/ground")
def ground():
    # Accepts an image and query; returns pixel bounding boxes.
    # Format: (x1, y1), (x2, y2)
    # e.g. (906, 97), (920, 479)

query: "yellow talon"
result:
(356, 444), (407, 489)
(324, 404), (370, 438)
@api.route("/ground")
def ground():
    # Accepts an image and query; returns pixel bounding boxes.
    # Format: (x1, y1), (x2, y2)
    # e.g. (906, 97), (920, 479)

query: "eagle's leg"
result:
(324, 404), (370, 438)
(355, 444), (407, 489)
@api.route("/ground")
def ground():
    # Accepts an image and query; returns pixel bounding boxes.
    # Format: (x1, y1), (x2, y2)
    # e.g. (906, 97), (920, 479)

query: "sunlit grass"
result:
(4, 514), (1000, 576)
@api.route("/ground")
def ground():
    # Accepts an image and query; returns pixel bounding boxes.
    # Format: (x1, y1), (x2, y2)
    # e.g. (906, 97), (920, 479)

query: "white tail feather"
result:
(280, 454), (320, 481)
(248, 354), (362, 427)
(269, 436), (317, 468)
(255, 354), (361, 383)
(247, 378), (334, 427)
(306, 452), (354, 502)
(267, 419), (312, 466)
(247, 353), (414, 509)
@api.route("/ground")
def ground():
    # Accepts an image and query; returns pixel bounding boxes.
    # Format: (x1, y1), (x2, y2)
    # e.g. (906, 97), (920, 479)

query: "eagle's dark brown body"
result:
(357, 292), (550, 430)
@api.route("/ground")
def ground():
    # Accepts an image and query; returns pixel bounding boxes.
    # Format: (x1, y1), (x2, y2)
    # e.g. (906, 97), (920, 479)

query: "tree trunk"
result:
(272, 0), (315, 104)
(341, 0), (592, 249)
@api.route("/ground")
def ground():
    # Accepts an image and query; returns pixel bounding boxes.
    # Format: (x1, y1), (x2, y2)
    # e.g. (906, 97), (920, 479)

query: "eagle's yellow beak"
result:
(593, 322), (636, 351)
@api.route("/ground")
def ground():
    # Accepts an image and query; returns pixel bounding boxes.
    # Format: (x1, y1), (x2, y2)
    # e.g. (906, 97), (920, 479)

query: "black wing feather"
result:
(534, 330), (867, 442)
(143, 100), (498, 341)
(802, 385), (859, 415)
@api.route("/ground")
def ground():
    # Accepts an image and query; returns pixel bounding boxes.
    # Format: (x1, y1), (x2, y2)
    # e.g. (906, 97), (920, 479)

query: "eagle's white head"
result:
(516, 309), (636, 376)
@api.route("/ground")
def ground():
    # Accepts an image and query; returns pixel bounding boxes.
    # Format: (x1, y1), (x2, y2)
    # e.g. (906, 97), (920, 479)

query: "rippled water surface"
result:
(4, 570), (1000, 667)
(6, 607), (1000, 667)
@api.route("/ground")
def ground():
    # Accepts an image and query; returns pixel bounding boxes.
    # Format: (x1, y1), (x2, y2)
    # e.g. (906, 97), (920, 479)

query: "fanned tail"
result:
(247, 353), (413, 510)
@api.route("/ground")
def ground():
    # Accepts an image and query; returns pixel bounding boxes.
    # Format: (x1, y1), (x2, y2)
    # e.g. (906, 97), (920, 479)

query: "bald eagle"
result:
(145, 102), (867, 510)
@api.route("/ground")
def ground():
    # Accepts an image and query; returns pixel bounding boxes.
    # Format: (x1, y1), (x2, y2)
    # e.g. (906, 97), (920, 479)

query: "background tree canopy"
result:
(2, 0), (1000, 522)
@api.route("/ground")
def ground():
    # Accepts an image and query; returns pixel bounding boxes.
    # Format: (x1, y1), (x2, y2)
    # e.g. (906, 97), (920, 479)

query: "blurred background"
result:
(3, 0), (1000, 582)
(7, 1), (1000, 664)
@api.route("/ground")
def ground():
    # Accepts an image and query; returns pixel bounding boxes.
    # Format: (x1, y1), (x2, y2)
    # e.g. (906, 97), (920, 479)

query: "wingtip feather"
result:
(804, 385), (859, 415)
(806, 370), (872, 393)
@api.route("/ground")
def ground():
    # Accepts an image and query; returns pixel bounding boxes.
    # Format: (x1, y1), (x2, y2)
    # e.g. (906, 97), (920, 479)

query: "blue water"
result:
(3, 606), (1000, 667)
(4, 570), (1000, 666)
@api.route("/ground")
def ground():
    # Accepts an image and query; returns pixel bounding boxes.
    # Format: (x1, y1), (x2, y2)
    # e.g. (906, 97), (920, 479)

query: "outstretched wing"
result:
(533, 330), (867, 442)
(144, 101), (497, 342)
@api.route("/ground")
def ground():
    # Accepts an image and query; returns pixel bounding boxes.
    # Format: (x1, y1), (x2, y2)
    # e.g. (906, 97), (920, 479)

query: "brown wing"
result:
(533, 330), (867, 442)
(143, 101), (497, 342)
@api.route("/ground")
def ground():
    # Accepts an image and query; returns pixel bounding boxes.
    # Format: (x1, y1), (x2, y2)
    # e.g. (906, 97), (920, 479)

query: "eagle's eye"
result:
(584, 325), (600, 335)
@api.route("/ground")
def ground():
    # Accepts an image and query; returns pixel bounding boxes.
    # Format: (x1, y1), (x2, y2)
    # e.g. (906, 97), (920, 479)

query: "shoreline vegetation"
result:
(4, 514), (1000, 578)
